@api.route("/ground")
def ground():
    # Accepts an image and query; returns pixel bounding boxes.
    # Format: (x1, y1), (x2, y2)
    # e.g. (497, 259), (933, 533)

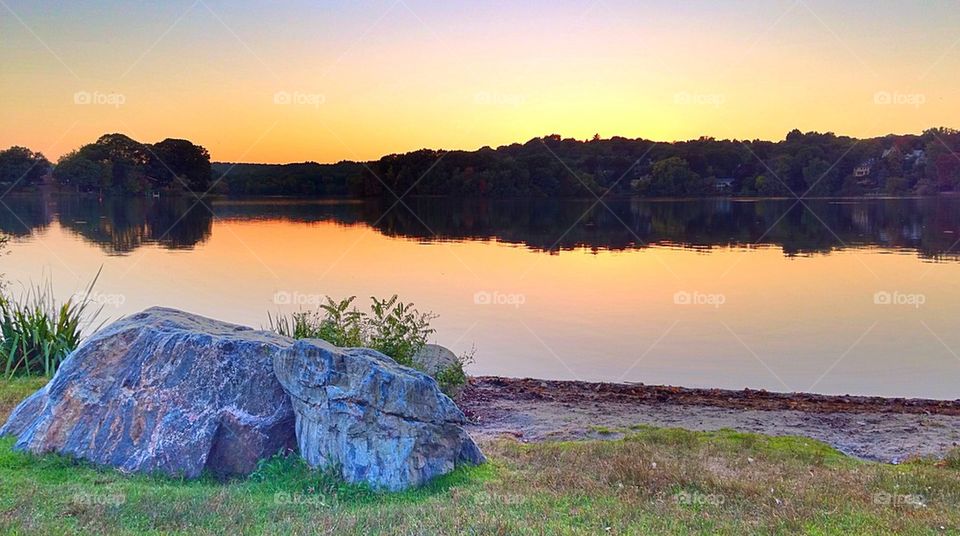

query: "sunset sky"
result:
(1, 0), (958, 163)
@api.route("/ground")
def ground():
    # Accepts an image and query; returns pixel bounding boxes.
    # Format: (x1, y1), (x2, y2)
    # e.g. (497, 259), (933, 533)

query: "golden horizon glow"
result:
(1, 0), (958, 163)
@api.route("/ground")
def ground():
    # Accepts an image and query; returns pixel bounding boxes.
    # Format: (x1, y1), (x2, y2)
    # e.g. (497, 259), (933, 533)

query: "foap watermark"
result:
(74, 90), (126, 108)
(673, 290), (725, 308)
(873, 91), (925, 108)
(273, 90), (326, 108)
(273, 491), (328, 508)
(74, 291), (126, 308)
(474, 91), (525, 107)
(273, 291), (324, 306)
(675, 490), (725, 506)
(873, 290), (925, 308)
(72, 492), (126, 507)
(673, 91), (725, 108)
(473, 491), (525, 505)
(473, 290), (526, 308)
(873, 492), (925, 508)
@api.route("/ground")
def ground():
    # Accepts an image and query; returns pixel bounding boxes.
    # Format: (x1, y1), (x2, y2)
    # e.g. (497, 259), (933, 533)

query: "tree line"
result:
(2, 128), (959, 197)
(0, 134), (212, 195)
(211, 162), (357, 196)
(351, 128), (960, 198)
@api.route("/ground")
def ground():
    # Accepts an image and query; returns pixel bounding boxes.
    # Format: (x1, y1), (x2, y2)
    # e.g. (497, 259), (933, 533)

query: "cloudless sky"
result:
(1, 0), (958, 163)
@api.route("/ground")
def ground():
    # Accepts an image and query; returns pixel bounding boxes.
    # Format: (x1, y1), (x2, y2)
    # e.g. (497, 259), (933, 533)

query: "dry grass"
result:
(481, 430), (960, 534)
(0, 376), (46, 421)
(1, 380), (959, 535)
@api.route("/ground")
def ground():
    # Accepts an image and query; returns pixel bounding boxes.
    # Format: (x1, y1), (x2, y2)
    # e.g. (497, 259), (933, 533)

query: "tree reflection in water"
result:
(1, 195), (959, 261)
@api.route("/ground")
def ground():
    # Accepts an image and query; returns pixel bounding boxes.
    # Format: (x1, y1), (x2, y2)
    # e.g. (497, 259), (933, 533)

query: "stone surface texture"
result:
(274, 339), (485, 491)
(0, 307), (297, 478)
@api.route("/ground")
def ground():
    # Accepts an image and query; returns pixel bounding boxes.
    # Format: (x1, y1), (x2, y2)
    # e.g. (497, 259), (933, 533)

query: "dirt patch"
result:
(460, 377), (960, 463)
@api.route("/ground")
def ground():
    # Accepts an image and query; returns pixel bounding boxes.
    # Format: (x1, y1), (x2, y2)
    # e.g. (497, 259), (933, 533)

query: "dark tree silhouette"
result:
(51, 134), (212, 195)
(0, 146), (50, 189)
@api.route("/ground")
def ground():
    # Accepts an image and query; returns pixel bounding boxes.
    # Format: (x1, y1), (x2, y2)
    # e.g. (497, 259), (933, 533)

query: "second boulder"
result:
(273, 339), (485, 491)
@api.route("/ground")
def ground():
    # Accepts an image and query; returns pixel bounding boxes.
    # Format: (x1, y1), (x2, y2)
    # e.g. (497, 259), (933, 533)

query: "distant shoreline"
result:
(8, 188), (960, 202)
(461, 376), (960, 414)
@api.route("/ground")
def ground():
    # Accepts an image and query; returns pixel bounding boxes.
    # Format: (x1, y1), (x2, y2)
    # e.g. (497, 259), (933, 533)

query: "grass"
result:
(1, 379), (959, 535)
(0, 376), (47, 419)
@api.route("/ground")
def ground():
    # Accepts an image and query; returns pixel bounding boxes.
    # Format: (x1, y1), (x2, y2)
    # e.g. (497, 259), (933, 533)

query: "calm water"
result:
(4, 194), (960, 399)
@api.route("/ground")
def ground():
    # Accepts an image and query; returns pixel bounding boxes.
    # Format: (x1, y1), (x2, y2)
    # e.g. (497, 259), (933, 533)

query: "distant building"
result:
(853, 159), (876, 178)
(713, 177), (735, 192)
(906, 149), (926, 165)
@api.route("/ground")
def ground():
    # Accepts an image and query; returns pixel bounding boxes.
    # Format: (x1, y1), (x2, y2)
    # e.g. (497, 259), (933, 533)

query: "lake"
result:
(3, 194), (960, 399)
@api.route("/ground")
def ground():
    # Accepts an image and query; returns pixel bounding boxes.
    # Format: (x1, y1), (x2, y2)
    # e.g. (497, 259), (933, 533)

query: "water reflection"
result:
(2, 195), (960, 260)
(0, 194), (53, 237)
(56, 196), (213, 254)
(1, 195), (213, 254)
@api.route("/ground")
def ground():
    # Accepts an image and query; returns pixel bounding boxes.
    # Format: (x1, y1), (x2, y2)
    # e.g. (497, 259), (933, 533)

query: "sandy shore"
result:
(459, 377), (960, 463)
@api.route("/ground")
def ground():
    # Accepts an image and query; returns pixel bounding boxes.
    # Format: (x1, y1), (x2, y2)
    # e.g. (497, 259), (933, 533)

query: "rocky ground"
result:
(460, 376), (960, 463)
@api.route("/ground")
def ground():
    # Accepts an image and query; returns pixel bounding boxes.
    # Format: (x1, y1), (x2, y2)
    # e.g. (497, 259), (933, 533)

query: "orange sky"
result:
(1, 0), (958, 163)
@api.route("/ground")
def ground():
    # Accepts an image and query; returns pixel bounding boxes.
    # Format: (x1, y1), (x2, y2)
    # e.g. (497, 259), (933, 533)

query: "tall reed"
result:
(1, 269), (103, 378)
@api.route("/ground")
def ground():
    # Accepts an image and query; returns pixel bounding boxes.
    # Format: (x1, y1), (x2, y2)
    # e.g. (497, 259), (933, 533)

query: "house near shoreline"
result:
(853, 159), (876, 178)
(713, 177), (735, 193)
(905, 149), (927, 166)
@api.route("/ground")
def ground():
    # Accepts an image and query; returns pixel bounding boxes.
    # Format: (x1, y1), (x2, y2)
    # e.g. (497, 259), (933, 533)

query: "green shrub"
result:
(269, 295), (436, 367)
(1, 270), (103, 378)
(268, 300), (363, 347)
(365, 295), (436, 367)
(268, 295), (473, 395)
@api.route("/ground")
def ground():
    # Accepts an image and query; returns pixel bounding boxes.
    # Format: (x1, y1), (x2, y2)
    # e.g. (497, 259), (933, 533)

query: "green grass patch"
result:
(1, 380), (959, 534)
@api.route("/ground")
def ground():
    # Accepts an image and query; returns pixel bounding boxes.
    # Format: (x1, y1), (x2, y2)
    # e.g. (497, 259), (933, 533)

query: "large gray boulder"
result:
(274, 339), (485, 491)
(0, 307), (297, 478)
(413, 344), (459, 377)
